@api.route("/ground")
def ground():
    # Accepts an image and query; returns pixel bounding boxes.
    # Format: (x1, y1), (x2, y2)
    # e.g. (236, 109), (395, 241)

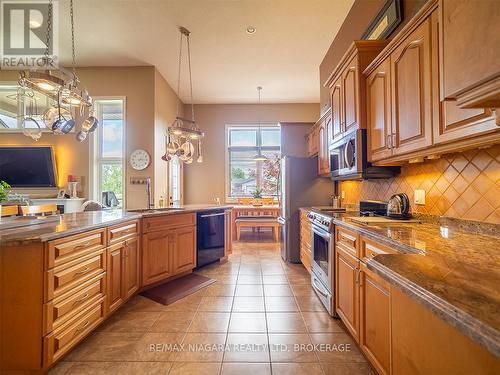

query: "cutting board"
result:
(350, 216), (420, 225)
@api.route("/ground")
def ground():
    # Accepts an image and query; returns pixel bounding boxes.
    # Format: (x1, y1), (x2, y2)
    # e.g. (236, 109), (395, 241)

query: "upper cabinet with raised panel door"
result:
(439, 0), (500, 112)
(325, 40), (389, 143)
(365, 0), (500, 164)
(306, 124), (320, 157)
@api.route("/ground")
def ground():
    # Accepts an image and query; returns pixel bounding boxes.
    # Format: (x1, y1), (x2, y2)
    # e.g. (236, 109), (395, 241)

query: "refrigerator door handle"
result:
(277, 216), (286, 225)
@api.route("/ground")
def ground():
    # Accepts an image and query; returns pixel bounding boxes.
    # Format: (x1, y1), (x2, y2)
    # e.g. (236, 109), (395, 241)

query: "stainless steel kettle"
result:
(386, 193), (411, 219)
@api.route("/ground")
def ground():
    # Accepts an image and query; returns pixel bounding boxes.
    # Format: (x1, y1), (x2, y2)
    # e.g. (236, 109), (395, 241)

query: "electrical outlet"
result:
(414, 189), (426, 205)
(341, 190), (345, 199)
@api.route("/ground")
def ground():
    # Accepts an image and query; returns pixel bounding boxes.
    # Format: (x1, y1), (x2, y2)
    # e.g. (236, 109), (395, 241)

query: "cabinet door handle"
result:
(74, 266), (91, 276)
(392, 133), (397, 148)
(355, 268), (360, 284)
(74, 241), (92, 250)
(387, 134), (392, 149)
(74, 320), (90, 336)
(73, 293), (90, 305)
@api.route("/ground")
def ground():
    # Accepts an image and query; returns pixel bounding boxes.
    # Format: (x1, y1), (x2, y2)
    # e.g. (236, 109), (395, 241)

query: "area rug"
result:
(140, 273), (215, 305)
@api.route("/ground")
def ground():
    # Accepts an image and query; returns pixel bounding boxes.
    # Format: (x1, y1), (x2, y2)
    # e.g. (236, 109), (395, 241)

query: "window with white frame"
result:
(92, 99), (125, 207)
(226, 125), (280, 199)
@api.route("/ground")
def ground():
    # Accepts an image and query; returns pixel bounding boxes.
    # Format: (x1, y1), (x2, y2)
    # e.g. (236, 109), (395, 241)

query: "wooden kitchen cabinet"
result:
(106, 236), (140, 314)
(142, 229), (175, 286)
(390, 17), (433, 156)
(439, 0), (500, 110)
(366, 58), (393, 162)
(299, 210), (312, 273)
(171, 225), (196, 275)
(430, 11), (498, 146)
(360, 262), (391, 375)
(306, 125), (319, 157)
(335, 244), (360, 342)
(123, 236), (140, 299)
(326, 41), (388, 142)
(318, 110), (332, 176)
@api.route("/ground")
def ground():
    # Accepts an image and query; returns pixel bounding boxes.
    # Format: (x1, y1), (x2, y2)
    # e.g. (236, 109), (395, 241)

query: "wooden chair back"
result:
(20, 204), (58, 216)
(0, 205), (19, 217)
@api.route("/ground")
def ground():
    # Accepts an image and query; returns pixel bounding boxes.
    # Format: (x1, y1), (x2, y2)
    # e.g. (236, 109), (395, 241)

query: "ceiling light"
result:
(246, 26), (256, 34)
(253, 86), (268, 162)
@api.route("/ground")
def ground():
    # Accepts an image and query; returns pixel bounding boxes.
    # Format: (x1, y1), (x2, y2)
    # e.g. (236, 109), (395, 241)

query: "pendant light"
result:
(253, 86), (268, 161)
(166, 26), (204, 163)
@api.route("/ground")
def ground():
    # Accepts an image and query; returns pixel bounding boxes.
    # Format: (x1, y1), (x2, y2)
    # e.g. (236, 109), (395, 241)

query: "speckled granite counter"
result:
(303, 207), (500, 357)
(0, 205), (232, 245)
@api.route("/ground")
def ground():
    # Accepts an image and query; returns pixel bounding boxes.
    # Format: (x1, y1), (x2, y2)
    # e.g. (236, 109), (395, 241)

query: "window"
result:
(226, 125), (280, 199)
(92, 99), (125, 207)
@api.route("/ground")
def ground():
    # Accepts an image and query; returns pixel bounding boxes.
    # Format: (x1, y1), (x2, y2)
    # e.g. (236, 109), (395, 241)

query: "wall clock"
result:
(130, 149), (151, 170)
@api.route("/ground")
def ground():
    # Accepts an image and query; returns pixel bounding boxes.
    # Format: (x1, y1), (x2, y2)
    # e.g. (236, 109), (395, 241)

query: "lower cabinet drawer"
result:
(43, 272), (106, 335)
(43, 298), (105, 366)
(45, 249), (106, 302)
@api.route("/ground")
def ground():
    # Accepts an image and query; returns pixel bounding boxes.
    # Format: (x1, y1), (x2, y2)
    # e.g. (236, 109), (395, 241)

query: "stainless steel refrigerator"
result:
(278, 155), (333, 263)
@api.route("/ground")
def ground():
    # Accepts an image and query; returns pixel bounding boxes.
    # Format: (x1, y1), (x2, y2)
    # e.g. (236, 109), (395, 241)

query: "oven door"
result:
(311, 223), (333, 291)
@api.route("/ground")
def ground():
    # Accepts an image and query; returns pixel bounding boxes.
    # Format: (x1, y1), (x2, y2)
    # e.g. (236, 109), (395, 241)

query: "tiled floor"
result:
(50, 238), (374, 375)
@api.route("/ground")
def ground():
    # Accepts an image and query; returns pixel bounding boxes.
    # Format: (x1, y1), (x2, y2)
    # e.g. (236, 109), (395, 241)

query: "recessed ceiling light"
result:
(246, 26), (256, 34)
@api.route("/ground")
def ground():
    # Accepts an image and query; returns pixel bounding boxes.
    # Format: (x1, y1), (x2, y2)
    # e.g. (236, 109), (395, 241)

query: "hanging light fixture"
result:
(18, 0), (96, 142)
(166, 26), (204, 163)
(253, 86), (268, 161)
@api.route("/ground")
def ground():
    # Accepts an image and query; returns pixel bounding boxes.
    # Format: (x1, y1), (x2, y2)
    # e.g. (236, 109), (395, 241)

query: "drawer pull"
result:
(74, 320), (90, 336)
(74, 242), (92, 250)
(74, 267), (91, 276)
(73, 293), (90, 305)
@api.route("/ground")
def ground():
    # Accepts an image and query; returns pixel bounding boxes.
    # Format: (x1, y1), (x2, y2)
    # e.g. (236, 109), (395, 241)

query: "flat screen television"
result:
(0, 146), (57, 188)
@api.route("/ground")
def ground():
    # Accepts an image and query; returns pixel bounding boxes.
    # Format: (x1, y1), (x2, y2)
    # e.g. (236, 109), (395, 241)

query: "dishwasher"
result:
(196, 210), (225, 268)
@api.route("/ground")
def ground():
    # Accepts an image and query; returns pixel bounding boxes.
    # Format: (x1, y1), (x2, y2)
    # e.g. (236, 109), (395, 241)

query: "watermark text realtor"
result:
(1, 0), (59, 69)
(149, 343), (352, 352)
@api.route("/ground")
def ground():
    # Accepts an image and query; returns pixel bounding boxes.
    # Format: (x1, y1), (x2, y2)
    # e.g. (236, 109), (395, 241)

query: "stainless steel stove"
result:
(307, 209), (344, 317)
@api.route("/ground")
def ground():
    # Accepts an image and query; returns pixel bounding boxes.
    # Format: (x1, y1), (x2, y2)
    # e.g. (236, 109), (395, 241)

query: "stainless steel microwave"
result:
(329, 129), (400, 180)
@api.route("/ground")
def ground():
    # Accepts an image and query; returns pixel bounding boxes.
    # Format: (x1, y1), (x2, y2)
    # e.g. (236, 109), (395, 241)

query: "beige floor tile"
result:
(63, 332), (145, 361)
(120, 295), (165, 313)
(296, 294), (328, 312)
(198, 296), (234, 312)
(238, 265), (262, 275)
(232, 296), (265, 312)
(59, 361), (173, 374)
(47, 361), (74, 374)
(204, 283), (237, 297)
(266, 313), (307, 333)
(261, 266), (285, 275)
(321, 362), (375, 375)
(310, 333), (367, 363)
(235, 284), (264, 296)
(265, 296), (299, 312)
(221, 362), (271, 375)
(162, 292), (204, 312)
(189, 312), (230, 332)
(176, 333), (226, 362)
(302, 312), (346, 333)
(268, 334), (317, 362)
(148, 311), (195, 332)
(272, 362), (324, 375)
(291, 284), (316, 296)
(237, 274), (263, 284)
(98, 311), (160, 332)
(287, 272), (312, 285)
(169, 362), (222, 375)
(229, 313), (267, 333)
(131, 332), (185, 361)
(212, 274), (239, 284)
(224, 333), (270, 362)
(263, 284), (293, 297)
(262, 275), (289, 284)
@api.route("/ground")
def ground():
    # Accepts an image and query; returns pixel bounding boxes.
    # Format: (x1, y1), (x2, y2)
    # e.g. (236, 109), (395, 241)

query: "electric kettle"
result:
(386, 193), (411, 219)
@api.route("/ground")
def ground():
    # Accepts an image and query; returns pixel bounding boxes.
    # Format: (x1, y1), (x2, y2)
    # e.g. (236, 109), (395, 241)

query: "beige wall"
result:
(0, 66), (181, 209)
(182, 103), (319, 204)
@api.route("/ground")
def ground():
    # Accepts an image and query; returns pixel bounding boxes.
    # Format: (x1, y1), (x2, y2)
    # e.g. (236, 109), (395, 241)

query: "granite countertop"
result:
(0, 204), (233, 245)
(303, 207), (500, 357)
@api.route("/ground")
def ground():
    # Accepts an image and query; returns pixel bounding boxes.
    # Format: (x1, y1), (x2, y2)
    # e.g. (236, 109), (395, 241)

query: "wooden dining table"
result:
(231, 204), (281, 240)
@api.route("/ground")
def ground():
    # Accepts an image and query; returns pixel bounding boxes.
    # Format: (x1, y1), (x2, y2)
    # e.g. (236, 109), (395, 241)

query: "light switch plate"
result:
(414, 189), (426, 205)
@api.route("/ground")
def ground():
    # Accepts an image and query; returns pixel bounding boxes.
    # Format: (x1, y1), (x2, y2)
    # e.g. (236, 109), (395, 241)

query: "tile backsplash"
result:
(339, 145), (500, 223)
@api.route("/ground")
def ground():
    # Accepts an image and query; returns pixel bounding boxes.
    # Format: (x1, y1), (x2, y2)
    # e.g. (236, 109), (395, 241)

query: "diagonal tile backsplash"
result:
(339, 145), (500, 223)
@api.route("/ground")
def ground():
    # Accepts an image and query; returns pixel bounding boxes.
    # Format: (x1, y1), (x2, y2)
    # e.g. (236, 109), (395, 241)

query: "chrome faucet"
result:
(145, 177), (153, 209)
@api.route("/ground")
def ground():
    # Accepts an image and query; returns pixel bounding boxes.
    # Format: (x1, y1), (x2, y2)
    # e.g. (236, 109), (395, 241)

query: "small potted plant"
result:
(252, 189), (264, 206)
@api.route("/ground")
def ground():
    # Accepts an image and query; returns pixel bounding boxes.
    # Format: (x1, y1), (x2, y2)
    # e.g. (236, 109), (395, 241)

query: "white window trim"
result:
(89, 96), (127, 207)
(224, 123), (280, 203)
